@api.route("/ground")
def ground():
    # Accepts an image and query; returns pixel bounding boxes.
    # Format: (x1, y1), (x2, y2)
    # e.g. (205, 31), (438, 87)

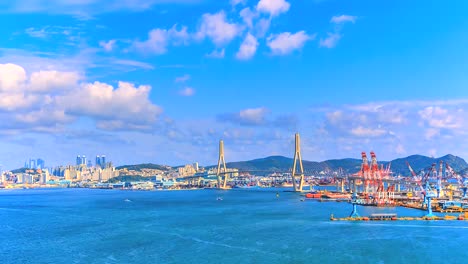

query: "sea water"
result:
(1, 188), (467, 264)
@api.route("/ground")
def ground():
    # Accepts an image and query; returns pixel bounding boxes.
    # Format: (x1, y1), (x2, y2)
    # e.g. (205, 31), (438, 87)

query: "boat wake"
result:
(152, 230), (289, 258)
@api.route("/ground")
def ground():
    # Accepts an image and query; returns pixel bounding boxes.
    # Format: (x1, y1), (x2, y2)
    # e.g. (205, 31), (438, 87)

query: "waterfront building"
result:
(40, 171), (49, 184)
(17, 174), (24, 183)
(178, 164), (197, 177)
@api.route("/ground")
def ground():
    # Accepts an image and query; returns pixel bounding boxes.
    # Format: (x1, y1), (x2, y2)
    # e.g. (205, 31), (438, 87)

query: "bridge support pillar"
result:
(216, 140), (228, 189)
(291, 133), (304, 192)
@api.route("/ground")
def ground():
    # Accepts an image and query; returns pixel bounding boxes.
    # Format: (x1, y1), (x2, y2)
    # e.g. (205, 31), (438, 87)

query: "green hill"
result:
(212, 154), (467, 176)
(115, 163), (169, 172)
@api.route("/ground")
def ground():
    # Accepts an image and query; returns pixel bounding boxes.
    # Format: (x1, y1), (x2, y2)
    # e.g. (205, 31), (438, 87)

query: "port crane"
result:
(406, 161), (424, 199)
(445, 163), (468, 198)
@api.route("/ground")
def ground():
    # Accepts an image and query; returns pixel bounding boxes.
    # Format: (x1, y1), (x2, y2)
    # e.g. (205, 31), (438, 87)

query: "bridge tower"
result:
(216, 140), (228, 189)
(291, 133), (305, 192)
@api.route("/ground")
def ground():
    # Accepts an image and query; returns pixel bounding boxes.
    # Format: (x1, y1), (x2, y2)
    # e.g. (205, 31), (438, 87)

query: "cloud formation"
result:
(99, 40), (116, 52)
(0, 63), (162, 133)
(267, 31), (313, 55)
(331, 15), (357, 24)
(206, 49), (225, 59)
(133, 25), (189, 54)
(175, 74), (191, 83)
(319, 33), (341, 48)
(236, 33), (259, 60)
(179, 87), (195, 96)
(315, 100), (468, 159)
(256, 0), (290, 17)
(320, 14), (357, 48)
(196, 11), (242, 46)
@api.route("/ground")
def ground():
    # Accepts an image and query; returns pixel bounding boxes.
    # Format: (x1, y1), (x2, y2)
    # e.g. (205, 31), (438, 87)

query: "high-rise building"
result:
(29, 159), (36, 169)
(37, 159), (45, 169)
(76, 155), (87, 166)
(101, 155), (106, 168)
(95, 155), (107, 168)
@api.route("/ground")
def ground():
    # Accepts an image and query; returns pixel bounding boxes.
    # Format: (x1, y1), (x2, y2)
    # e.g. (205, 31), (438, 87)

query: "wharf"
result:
(399, 202), (468, 213)
(330, 213), (468, 221)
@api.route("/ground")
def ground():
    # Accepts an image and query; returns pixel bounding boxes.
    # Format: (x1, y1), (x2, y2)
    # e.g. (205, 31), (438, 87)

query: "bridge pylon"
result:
(216, 140), (229, 189)
(291, 133), (305, 192)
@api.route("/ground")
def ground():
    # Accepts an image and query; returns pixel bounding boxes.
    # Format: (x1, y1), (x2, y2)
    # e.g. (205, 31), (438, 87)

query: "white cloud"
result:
(0, 63), (162, 132)
(256, 0), (290, 17)
(255, 18), (271, 38)
(60, 81), (162, 130)
(133, 25), (189, 55)
(0, 93), (40, 112)
(25, 27), (47, 38)
(219, 107), (271, 126)
(230, 0), (246, 6)
(236, 33), (258, 60)
(240, 107), (270, 125)
(99, 39), (116, 52)
(350, 126), (387, 137)
(424, 128), (440, 140)
(179, 87), (195, 96)
(206, 48), (225, 59)
(267, 31), (313, 55)
(29, 70), (80, 93)
(0, 63), (27, 91)
(418, 106), (463, 129)
(196, 11), (242, 46)
(175, 74), (191, 83)
(111, 59), (154, 70)
(395, 144), (406, 155)
(319, 33), (341, 48)
(133, 29), (168, 54)
(331, 15), (357, 24)
(5, 0), (203, 16)
(240, 7), (257, 28)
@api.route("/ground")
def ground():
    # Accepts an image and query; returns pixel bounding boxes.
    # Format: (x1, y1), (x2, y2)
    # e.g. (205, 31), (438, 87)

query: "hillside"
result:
(222, 156), (361, 174)
(115, 163), (170, 172)
(11, 154), (466, 177)
(218, 154), (467, 176)
(384, 154), (468, 176)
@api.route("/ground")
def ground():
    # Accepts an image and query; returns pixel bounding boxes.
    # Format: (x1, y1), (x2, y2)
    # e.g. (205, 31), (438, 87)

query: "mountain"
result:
(115, 163), (170, 171)
(218, 156), (362, 174)
(386, 154), (468, 176)
(217, 154), (467, 176)
(10, 154), (466, 177)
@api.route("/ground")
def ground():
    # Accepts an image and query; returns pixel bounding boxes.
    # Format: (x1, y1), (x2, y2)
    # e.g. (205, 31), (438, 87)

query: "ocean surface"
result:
(1, 188), (468, 264)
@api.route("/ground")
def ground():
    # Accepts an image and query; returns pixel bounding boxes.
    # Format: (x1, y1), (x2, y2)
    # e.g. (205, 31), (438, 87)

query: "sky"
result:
(0, 0), (467, 169)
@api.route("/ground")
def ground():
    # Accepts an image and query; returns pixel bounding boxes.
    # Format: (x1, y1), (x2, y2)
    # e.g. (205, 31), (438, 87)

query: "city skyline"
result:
(0, 0), (467, 169)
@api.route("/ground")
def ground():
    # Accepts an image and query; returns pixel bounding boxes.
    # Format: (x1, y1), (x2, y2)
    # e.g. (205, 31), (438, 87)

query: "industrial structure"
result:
(291, 133), (305, 192)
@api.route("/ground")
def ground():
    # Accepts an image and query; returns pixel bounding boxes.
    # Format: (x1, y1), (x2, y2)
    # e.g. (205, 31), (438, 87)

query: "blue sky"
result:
(0, 0), (467, 169)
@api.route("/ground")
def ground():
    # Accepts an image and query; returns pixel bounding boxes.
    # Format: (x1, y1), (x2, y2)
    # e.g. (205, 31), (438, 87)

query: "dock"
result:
(330, 213), (467, 221)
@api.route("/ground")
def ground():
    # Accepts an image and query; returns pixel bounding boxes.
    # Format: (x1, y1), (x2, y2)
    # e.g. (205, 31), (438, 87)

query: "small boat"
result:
(305, 192), (322, 199)
(322, 193), (351, 199)
(124, 199), (132, 202)
(216, 197), (223, 201)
